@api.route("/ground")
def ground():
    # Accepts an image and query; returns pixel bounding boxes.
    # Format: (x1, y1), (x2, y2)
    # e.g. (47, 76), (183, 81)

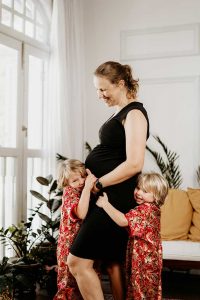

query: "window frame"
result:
(22, 43), (49, 219)
(0, 0), (50, 51)
(0, 0), (51, 258)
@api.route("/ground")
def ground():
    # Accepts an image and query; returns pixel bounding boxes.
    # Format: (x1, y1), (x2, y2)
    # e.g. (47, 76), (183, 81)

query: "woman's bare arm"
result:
(95, 109), (147, 189)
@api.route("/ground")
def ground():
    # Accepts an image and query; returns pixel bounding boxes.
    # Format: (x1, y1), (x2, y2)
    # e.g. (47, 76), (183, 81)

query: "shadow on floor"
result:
(162, 269), (200, 300)
(35, 270), (200, 300)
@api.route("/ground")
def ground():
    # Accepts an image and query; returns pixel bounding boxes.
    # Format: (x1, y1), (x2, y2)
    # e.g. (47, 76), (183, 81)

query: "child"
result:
(53, 159), (96, 300)
(96, 172), (169, 300)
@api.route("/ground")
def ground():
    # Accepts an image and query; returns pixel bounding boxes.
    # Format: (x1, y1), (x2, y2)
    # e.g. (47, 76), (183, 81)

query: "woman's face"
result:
(93, 75), (122, 107)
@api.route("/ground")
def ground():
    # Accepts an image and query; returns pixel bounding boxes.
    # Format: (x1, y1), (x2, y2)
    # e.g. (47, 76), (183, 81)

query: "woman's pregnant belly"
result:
(85, 144), (126, 177)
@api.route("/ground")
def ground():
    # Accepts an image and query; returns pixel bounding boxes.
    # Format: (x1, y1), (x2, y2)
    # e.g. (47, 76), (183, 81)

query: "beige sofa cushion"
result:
(187, 188), (200, 241)
(161, 189), (193, 240)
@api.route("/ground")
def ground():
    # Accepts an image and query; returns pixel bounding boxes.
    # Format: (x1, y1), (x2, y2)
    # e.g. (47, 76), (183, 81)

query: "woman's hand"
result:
(96, 192), (109, 208)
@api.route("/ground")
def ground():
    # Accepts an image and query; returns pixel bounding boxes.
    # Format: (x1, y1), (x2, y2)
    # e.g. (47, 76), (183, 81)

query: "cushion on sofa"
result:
(187, 188), (200, 242)
(160, 189), (193, 240)
(162, 240), (200, 261)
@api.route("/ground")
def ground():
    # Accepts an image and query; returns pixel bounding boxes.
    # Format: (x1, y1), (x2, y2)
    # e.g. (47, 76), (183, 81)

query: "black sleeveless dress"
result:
(70, 102), (149, 262)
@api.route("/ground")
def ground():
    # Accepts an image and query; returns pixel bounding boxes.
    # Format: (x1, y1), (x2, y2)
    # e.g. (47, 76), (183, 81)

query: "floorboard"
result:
(35, 270), (200, 300)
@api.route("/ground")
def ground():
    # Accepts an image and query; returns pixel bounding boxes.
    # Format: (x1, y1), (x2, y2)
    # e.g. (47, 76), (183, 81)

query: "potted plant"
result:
(30, 174), (62, 260)
(0, 257), (13, 300)
(29, 174), (63, 297)
(146, 135), (183, 188)
(0, 154), (64, 298)
(0, 203), (44, 263)
(0, 206), (44, 298)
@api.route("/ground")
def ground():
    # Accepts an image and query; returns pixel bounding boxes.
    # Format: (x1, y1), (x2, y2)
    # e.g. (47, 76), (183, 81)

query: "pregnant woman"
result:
(67, 61), (149, 300)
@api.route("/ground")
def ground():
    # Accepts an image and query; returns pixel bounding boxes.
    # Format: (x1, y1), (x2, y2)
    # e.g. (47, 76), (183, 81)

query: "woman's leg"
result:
(67, 253), (104, 300)
(106, 262), (125, 300)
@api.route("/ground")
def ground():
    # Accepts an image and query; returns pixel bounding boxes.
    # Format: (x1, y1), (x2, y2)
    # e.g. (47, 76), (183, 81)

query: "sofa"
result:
(160, 188), (200, 270)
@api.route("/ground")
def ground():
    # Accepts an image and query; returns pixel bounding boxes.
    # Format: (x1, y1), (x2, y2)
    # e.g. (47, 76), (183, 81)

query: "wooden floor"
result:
(162, 269), (200, 300)
(35, 270), (200, 300)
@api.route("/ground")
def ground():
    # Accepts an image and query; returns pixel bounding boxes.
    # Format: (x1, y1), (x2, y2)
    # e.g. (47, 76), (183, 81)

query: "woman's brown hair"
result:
(94, 61), (139, 99)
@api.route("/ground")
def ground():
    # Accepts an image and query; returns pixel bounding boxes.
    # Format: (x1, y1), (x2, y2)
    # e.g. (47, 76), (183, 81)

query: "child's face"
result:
(68, 171), (86, 190)
(134, 187), (155, 205)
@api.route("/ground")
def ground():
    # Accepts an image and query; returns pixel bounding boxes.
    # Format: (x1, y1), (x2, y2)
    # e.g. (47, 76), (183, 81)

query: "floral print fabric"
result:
(53, 186), (83, 300)
(125, 203), (162, 300)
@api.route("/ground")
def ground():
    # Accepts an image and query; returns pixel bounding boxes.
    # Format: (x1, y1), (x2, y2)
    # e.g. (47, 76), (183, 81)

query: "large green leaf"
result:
(49, 179), (58, 193)
(197, 166), (200, 186)
(30, 190), (48, 203)
(48, 198), (62, 212)
(146, 135), (183, 188)
(37, 212), (51, 224)
(56, 153), (67, 161)
(85, 142), (92, 153)
(36, 175), (53, 186)
(51, 218), (60, 229)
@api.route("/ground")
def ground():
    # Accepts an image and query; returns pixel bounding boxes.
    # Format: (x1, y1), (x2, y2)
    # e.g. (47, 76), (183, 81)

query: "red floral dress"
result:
(53, 186), (83, 300)
(125, 203), (162, 300)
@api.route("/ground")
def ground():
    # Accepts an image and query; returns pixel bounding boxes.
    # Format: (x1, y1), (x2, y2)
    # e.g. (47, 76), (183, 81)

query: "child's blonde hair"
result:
(57, 159), (86, 189)
(137, 172), (169, 206)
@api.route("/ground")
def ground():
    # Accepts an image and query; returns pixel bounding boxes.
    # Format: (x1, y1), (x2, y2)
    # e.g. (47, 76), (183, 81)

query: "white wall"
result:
(82, 0), (200, 188)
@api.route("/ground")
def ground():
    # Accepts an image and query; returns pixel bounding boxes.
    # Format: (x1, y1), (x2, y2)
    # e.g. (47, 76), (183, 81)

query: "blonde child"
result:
(96, 172), (169, 300)
(53, 159), (96, 300)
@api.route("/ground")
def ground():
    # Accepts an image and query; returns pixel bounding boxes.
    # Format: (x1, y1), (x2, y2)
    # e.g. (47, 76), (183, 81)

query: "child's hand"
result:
(96, 192), (108, 208)
(84, 169), (97, 191)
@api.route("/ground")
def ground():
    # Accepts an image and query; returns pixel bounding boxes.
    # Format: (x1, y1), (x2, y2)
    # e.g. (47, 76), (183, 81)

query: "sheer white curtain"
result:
(44, 0), (85, 176)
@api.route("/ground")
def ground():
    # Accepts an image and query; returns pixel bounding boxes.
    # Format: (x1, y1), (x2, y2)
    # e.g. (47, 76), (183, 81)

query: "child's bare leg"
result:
(106, 262), (125, 300)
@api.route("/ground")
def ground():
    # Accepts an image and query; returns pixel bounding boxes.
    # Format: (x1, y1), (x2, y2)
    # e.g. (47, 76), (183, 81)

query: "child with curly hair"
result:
(54, 159), (96, 300)
(96, 172), (168, 300)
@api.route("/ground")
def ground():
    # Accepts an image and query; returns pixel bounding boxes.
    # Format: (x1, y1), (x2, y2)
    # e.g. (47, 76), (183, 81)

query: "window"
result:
(0, 0), (50, 257)
(0, 0), (49, 44)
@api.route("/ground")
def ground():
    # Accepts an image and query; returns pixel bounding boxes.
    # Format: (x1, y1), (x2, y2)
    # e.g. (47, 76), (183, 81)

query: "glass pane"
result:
(25, 0), (34, 19)
(27, 55), (44, 149)
(1, 8), (12, 26)
(25, 20), (34, 37)
(0, 44), (18, 147)
(2, 0), (12, 8)
(0, 157), (16, 257)
(36, 25), (44, 42)
(4, 157), (16, 227)
(14, 14), (23, 32)
(36, 10), (43, 25)
(14, 0), (24, 13)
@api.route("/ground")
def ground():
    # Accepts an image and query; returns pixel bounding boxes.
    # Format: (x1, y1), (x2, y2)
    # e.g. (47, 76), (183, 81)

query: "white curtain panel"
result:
(44, 0), (85, 175)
